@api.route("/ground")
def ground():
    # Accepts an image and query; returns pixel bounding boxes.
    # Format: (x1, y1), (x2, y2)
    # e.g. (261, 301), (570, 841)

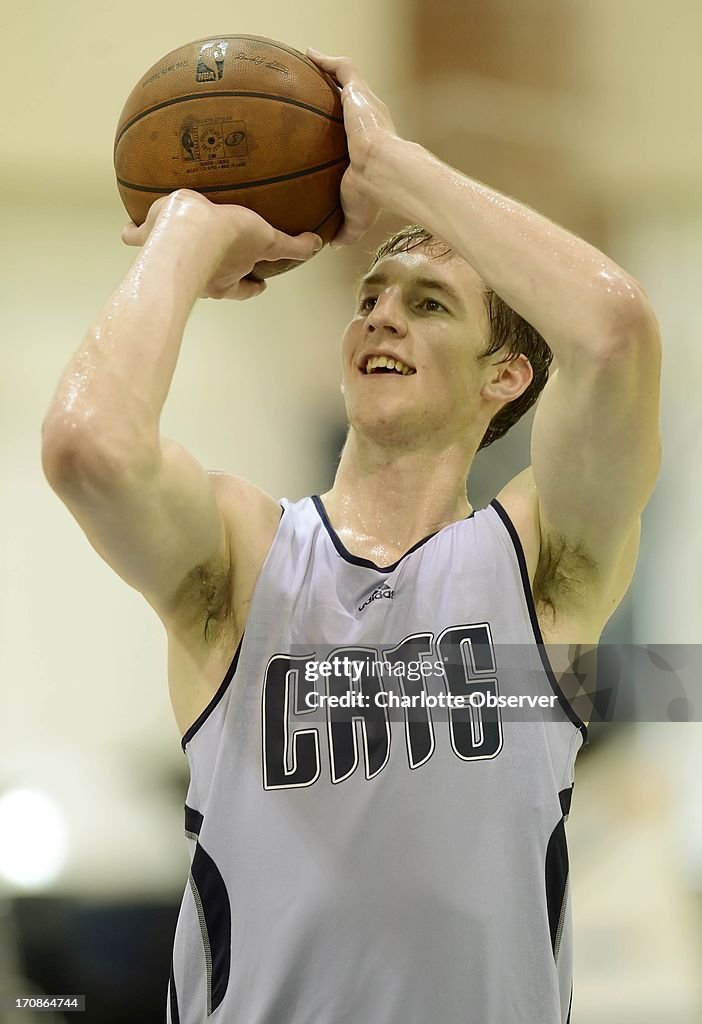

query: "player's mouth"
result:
(359, 353), (416, 376)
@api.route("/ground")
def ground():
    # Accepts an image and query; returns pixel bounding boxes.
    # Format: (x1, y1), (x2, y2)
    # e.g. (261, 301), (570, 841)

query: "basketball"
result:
(114, 35), (348, 278)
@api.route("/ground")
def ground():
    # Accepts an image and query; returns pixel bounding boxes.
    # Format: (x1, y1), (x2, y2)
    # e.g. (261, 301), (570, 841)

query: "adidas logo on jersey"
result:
(358, 583), (394, 612)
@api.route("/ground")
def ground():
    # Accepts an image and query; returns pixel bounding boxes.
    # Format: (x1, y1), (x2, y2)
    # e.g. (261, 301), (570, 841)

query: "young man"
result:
(42, 49), (661, 1024)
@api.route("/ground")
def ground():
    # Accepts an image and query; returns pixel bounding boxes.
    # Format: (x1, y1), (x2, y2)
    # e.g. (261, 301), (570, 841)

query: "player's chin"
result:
(348, 398), (419, 435)
(347, 370), (419, 412)
(350, 383), (417, 416)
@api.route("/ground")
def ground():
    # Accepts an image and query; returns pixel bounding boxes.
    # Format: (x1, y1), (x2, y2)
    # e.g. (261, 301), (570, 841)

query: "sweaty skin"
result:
(42, 56), (660, 739)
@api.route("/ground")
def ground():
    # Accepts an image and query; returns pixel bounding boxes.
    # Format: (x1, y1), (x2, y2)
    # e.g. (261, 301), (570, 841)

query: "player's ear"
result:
(482, 353), (532, 404)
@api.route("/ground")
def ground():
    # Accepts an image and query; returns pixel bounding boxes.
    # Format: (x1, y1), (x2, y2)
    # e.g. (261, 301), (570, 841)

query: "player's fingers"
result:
(306, 49), (356, 88)
(332, 208), (378, 248)
(306, 47), (336, 68)
(204, 276), (267, 301)
(230, 278), (268, 301)
(121, 222), (143, 247)
(270, 230), (324, 262)
(332, 180), (379, 247)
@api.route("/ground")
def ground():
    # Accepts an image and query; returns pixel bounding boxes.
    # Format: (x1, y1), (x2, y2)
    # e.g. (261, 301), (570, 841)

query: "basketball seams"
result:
(311, 203), (343, 234)
(114, 36), (348, 266)
(114, 90), (344, 151)
(116, 155), (348, 195)
(117, 35), (339, 140)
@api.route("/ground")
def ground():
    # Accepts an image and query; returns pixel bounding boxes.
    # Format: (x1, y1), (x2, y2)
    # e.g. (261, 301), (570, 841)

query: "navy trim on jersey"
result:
(311, 495), (474, 573)
(181, 634), (244, 751)
(168, 960), (180, 1024)
(185, 804), (204, 837)
(545, 807), (569, 957)
(489, 499), (588, 742)
(559, 786), (573, 817)
(190, 842), (231, 1013)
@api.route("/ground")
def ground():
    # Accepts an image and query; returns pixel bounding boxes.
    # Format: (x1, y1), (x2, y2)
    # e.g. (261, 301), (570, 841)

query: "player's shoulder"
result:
(208, 470), (284, 605)
(208, 470), (282, 539)
(208, 470), (280, 513)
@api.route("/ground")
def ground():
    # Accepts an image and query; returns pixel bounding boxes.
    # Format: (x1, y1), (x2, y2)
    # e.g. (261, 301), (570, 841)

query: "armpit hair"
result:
(173, 559), (233, 644)
(533, 529), (599, 621)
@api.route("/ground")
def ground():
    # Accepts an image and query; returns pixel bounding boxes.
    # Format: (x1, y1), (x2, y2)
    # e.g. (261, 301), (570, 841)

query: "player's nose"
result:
(366, 290), (408, 337)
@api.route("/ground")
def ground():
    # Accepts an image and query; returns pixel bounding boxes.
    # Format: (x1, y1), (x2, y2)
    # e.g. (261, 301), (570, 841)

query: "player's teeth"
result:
(363, 355), (415, 374)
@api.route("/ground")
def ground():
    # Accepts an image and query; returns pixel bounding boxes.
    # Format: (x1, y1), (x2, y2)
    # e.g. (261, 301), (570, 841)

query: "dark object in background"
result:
(11, 896), (180, 1024)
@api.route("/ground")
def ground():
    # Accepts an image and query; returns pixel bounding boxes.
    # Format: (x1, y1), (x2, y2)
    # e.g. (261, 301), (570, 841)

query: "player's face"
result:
(340, 247), (493, 446)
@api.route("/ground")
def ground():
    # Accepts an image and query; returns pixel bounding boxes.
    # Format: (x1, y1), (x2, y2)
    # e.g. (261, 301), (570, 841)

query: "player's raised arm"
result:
(309, 50), (661, 607)
(375, 143), (662, 563)
(41, 190), (321, 627)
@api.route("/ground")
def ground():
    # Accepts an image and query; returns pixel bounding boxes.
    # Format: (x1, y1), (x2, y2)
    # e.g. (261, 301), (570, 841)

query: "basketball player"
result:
(42, 50), (661, 1024)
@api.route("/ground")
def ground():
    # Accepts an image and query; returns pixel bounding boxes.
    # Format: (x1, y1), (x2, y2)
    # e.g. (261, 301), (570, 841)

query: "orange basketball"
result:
(114, 35), (348, 278)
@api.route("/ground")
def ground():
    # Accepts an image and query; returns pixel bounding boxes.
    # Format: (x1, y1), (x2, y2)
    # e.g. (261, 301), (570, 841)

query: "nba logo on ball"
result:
(196, 41), (228, 83)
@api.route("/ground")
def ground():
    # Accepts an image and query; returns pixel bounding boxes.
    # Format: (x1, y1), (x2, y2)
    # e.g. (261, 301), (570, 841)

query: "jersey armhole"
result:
(489, 499), (588, 743)
(181, 633), (243, 752)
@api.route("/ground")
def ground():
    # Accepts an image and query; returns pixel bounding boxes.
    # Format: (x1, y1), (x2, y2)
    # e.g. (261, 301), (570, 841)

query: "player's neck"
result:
(320, 430), (474, 560)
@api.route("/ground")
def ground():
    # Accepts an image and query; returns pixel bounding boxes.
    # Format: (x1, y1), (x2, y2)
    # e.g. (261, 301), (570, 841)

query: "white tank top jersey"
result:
(166, 495), (586, 1024)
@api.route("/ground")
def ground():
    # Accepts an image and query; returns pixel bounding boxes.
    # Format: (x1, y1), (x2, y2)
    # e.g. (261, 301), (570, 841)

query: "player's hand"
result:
(306, 49), (399, 247)
(121, 190), (323, 300)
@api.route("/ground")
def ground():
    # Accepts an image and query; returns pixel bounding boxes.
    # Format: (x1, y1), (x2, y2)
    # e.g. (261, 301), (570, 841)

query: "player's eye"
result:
(358, 295), (447, 314)
(421, 298), (447, 312)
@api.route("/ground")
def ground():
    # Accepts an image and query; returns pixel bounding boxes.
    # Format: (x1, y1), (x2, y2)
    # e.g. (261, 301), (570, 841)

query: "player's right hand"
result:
(121, 190), (323, 300)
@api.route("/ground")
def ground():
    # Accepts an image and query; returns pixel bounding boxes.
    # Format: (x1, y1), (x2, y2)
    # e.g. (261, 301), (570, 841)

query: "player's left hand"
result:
(306, 48), (399, 247)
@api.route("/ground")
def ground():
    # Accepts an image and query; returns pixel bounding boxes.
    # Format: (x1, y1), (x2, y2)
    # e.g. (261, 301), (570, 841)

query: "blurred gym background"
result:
(2, 1), (702, 1021)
